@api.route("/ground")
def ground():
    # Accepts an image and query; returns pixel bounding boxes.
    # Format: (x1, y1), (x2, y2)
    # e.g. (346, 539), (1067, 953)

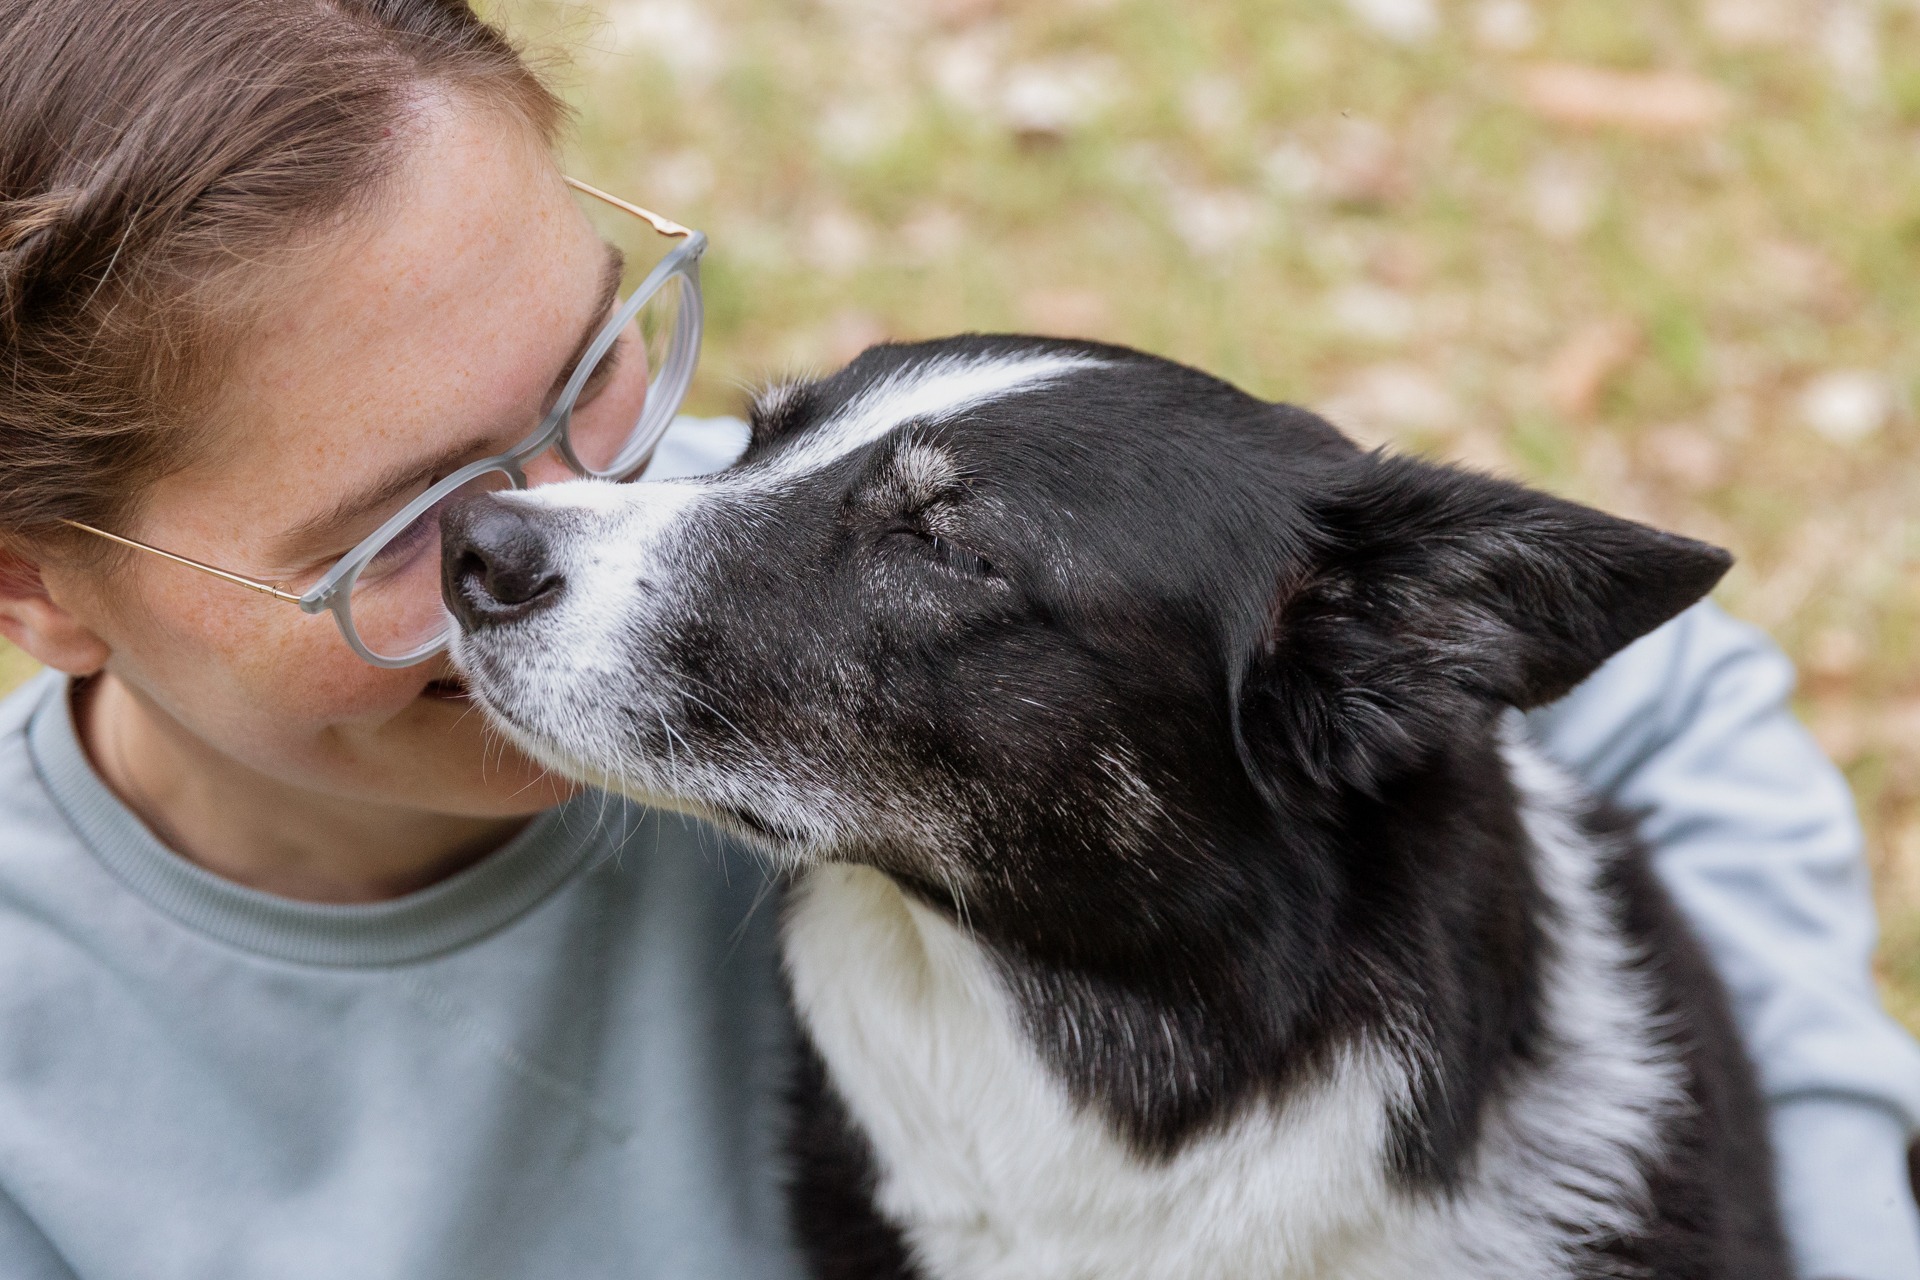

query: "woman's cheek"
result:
(119, 569), (419, 731)
(235, 614), (425, 725)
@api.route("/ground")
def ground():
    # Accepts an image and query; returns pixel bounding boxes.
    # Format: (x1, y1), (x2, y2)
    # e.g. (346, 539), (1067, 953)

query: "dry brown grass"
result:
(6, 0), (1919, 1026)
(0, 645), (35, 698)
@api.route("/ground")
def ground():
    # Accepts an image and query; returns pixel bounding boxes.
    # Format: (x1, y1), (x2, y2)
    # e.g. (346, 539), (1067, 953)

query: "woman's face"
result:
(41, 100), (635, 816)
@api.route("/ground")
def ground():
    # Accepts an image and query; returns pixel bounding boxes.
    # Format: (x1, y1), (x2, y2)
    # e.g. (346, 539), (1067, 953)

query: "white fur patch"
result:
(493, 477), (710, 679)
(753, 353), (1105, 484)
(468, 351), (1102, 718)
(785, 864), (1413, 1280)
(782, 732), (1683, 1280)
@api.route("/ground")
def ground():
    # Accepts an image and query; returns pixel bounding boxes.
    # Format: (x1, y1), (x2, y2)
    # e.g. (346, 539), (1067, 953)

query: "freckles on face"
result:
(78, 97), (611, 807)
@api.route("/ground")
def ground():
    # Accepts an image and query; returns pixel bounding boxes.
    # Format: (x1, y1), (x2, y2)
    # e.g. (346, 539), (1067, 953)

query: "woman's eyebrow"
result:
(272, 438), (494, 561)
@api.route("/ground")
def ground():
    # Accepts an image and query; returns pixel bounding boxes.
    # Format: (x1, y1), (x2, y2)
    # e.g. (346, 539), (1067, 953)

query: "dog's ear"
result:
(740, 378), (820, 463)
(1235, 453), (1730, 799)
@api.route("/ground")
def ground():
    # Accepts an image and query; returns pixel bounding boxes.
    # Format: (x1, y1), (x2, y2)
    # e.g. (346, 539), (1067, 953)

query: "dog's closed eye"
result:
(885, 522), (997, 578)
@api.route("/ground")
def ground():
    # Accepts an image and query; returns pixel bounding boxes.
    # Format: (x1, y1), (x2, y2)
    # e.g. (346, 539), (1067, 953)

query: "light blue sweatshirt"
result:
(1531, 603), (1920, 1279)
(0, 417), (1912, 1278)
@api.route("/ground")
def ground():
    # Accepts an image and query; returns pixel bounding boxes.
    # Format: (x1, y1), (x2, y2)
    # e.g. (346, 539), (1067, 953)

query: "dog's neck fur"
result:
(807, 722), (1550, 1178)
(782, 730), (1683, 1279)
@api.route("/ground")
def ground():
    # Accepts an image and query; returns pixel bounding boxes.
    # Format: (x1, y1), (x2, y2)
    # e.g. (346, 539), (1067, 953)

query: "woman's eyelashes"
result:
(573, 336), (622, 406)
(544, 321), (626, 422)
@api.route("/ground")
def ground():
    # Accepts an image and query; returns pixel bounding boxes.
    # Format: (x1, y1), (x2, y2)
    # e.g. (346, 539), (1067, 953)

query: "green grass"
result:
(8, 0), (1920, 1030)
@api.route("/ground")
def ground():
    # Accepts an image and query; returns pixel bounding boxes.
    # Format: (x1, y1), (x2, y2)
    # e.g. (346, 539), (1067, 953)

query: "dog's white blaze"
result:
(783, 733), (1682, 1280)
(753, 353), (1106, 484)
(497, 477), (708, 673)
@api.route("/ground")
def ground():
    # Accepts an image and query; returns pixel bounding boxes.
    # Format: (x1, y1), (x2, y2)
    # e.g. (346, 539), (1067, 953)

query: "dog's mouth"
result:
(420, 675), (472, 703)
(715, 802), (808, 848)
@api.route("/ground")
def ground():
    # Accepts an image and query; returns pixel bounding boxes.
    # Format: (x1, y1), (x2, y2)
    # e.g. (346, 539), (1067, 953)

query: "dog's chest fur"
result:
(782, 744), (1687, 1280)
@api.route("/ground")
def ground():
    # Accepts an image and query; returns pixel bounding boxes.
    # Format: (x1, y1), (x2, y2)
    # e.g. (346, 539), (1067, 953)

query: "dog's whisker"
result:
(670, 678), (762, 753)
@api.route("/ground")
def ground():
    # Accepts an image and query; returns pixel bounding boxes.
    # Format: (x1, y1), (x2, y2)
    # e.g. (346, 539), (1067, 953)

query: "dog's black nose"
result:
(441, 496), (565, 631)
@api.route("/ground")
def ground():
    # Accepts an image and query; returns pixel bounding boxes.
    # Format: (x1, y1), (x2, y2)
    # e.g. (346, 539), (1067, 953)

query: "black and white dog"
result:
(442, 336), (1787, 1279)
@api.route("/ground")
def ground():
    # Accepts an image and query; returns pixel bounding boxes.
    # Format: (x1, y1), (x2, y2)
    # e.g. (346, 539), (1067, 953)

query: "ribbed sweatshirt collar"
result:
(25, 675), (603, 967)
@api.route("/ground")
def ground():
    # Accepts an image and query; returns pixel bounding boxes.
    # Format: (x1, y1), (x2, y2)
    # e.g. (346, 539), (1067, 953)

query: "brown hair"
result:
(0, 0), (567, 550)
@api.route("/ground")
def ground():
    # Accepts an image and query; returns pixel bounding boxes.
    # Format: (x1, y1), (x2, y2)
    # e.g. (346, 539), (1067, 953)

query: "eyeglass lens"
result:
(568, 272), (691, 477)
(344, 469), (514, 662)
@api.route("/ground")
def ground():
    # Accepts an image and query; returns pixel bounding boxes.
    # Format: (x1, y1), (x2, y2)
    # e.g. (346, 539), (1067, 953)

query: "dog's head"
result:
(444, 335), (1727, 926)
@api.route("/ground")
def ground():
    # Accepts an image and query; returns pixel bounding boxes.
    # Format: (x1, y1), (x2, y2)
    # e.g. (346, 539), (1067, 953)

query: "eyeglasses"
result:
(62, 177), (706, 669)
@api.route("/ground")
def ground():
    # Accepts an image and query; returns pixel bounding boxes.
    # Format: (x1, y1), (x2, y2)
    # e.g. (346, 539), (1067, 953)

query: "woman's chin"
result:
(403, 681), (578, 813)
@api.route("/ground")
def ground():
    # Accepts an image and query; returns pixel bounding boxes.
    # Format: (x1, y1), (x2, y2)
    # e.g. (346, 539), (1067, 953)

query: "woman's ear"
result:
(0, 546), (111, 676)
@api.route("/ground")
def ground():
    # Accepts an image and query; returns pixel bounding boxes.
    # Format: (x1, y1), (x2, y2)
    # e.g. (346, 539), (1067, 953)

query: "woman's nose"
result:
(440, 495), (566, 632)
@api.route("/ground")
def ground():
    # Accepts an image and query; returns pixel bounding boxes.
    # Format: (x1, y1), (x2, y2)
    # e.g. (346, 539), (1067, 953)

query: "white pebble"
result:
(1473, 0), (1538, 51)
(1798, 370), (1889, 444)
(1329, 283), (1418, 343)
(1343, 0), (1439, 45)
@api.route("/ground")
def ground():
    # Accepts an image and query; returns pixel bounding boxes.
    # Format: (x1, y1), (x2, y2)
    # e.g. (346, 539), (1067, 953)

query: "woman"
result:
(0, 2), (1913, 1277)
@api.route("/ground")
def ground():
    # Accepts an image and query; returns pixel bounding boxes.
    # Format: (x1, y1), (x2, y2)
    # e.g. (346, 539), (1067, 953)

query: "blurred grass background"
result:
(6, 0), (1920, 1027)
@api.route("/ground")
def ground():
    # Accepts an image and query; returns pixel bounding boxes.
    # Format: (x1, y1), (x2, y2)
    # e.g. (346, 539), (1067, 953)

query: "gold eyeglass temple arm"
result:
(59, 520), (305, 605)
(563, 176), (694, 239)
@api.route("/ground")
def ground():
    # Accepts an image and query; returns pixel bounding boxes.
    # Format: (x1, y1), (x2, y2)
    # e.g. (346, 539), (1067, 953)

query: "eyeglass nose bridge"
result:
(297, 455), (531, 620)
(523, 408), (618, 487)
(544, 404), (598, 482)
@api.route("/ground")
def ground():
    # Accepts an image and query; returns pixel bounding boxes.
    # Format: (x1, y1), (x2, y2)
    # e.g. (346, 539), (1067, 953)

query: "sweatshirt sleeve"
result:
(1526, 600), (1920, 1280)
(0, 1187), (79, 1280)
(644, 415), (751, 480)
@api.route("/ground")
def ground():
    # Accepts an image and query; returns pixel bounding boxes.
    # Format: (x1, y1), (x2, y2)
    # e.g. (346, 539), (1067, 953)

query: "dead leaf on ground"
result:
(1883, 820), (1920, 910)
(1018, 288), (1114, 337)
(1809, 699), (1866, 763)
(1330, 119), (1411, 208)
(1318, 364), (1458, 447)
(1519, 64), (1734, 136)
(824, 309), (890, 365)
(1640, 424), (1725, 492)
(1543, 318), (1641, 418)
(1806, 625), (1868, 686)
(1810, 697), (1920, 768)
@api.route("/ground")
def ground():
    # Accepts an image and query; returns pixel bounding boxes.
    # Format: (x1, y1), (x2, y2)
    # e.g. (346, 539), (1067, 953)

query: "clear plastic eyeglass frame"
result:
(63, 177), (706, 669)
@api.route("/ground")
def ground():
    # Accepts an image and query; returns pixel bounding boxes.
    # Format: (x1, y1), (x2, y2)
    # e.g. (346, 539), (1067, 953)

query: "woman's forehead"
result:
(151, 102), (602, 544)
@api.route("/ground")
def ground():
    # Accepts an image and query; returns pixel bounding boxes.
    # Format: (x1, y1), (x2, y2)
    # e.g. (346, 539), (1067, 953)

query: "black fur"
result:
(787, 1035), (922, 1280)
(1589, 803), (1788, 1275)
(450, 335), (1790, 1278)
